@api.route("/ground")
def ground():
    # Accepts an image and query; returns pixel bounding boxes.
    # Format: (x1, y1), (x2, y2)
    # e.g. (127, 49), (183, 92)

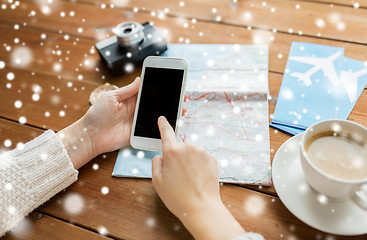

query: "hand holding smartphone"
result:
(130, 56), (188, 151)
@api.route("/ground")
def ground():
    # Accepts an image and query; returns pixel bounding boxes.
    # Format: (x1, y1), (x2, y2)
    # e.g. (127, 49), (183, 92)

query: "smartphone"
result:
(130, 56), (188, 151)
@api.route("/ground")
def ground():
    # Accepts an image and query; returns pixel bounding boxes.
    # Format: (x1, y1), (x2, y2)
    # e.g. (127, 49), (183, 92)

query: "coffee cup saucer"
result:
(272, 133), (367, 236)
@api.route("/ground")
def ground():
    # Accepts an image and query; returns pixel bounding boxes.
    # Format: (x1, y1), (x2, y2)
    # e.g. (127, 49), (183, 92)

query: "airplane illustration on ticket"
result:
(289, 51), (367, 103)
(340, 68), (367, 102)
(289, 51), (342, 86)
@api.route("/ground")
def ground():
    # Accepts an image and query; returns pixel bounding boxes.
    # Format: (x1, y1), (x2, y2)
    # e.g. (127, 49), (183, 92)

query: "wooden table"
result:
(0, 0), (366, 239)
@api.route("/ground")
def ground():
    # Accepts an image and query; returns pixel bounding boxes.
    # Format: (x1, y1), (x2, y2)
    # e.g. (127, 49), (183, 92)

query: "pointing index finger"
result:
(158, 116), (177, 147)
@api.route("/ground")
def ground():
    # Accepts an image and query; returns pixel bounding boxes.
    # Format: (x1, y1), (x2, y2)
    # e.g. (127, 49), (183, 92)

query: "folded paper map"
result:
(113, 44), (271, 185)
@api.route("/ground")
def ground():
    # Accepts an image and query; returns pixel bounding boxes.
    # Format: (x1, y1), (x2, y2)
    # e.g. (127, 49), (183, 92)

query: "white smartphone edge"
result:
(130, 56), (188, 152)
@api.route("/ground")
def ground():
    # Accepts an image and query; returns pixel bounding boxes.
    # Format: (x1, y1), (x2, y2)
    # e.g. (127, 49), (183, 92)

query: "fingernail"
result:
(158, 116), (166, 122)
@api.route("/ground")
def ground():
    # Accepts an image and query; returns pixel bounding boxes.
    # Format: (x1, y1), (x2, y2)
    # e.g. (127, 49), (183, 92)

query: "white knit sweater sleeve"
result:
(0, 130), (78, 237)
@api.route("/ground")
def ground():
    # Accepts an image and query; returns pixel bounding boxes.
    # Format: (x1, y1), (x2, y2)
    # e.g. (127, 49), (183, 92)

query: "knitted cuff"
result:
(0, 130), (78, 236)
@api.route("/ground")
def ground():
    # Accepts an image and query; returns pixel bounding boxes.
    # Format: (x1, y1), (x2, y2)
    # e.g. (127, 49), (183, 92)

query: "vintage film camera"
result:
(95, 21), (167, 76)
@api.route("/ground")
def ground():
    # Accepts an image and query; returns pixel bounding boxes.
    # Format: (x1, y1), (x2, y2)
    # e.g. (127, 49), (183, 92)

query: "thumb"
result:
(152, 155), (163, 186)
(115, 77), (140, 102)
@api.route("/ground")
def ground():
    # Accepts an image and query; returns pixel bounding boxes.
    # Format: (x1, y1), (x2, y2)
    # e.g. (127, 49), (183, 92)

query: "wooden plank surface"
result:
(0, 66), (98, 130)
(0, 118), (365, 239)
(1, 0), (367, 239)
(310, 0), (367, 8)
(2, 212), (110, 240)
(1, 0), (367, 77)
(71, 0), (367, 44)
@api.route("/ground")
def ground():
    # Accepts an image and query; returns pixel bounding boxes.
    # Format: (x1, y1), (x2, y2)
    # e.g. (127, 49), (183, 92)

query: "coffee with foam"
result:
(305, 131), (367, 180)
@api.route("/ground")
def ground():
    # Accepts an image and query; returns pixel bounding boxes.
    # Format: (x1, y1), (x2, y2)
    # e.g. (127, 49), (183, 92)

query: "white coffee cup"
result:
(300, 120), (367, 209)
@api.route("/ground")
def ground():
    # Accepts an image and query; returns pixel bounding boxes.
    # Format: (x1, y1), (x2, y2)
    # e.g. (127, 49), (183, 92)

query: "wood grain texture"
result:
(309, 0), (367, 8)
(1, 0), (367, 79)
(0, 67), (98, 130)
(69, 0), (367, 44)
(0, 118), (41, 154)
(2, 212), (110, 240)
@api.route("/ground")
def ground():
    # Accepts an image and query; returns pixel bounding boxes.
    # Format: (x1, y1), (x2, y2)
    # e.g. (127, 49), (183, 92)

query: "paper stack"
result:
(270, 42), (367, 135)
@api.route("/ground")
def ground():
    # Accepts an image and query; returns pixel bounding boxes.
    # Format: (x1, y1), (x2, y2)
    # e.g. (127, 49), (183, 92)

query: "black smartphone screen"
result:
(134, 67), (184, 139)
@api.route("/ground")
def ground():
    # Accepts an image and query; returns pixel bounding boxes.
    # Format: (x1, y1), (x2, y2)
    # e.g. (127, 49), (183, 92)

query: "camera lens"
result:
(113, 21), (144, 47)
(123, 28), (132, 34)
